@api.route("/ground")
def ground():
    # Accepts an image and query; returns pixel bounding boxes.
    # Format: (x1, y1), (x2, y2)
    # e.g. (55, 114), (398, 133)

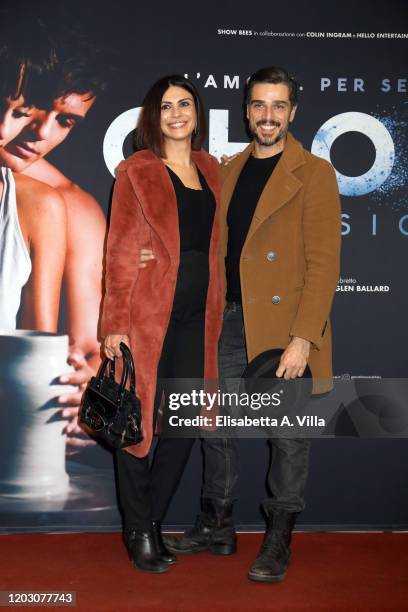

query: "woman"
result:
(101, 76), (223, 574)
(0, 166), (66, 331)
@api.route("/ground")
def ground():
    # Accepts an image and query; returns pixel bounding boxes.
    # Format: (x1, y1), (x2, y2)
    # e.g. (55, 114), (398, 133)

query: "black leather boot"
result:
(164, 498), (237, 555)
(124, 528), (169, 573)
(151, 521), (176, 565)
(248, 509), (297, 583)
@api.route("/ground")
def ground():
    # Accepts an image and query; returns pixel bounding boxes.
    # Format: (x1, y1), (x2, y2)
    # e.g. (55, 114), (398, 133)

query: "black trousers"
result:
(115, 314), (204, 530)
(202, 303), (311, 513)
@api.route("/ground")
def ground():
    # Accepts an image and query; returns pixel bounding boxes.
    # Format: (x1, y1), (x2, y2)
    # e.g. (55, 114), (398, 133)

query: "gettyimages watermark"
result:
(166, 387), (295, 430)
(155, 377), (408, 439)
(167, 388), (283, 411)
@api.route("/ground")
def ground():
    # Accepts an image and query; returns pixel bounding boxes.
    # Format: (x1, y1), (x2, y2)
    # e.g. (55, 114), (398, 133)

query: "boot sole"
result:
(161, 557), (177, 565)
(127, 550), (169, 574)
(209, 543), (237, 555)
(131, 559), (169, 574)
(166, 543), (237, 556)
(248, 570), (286, 583)
(165, 545), (206, 555)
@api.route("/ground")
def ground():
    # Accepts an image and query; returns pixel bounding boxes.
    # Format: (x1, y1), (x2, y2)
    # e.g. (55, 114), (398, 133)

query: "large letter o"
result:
(311, 112), (395, 196)
(103, 107), (142, 176)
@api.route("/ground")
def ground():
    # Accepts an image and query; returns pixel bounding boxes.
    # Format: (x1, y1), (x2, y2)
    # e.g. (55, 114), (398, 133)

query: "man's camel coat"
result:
(100, 149), (223, 457)
(219, 133), (341, 394)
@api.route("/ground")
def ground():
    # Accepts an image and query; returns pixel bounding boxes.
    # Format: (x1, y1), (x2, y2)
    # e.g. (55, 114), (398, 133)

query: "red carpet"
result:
(1, 533), (407, 611)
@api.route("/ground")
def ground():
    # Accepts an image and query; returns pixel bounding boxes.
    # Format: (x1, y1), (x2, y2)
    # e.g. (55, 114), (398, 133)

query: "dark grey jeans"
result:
(202, 302), (311, 513)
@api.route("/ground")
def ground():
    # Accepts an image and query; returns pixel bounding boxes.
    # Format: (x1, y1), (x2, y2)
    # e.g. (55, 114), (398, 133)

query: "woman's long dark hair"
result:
(134, 75), (206, 156)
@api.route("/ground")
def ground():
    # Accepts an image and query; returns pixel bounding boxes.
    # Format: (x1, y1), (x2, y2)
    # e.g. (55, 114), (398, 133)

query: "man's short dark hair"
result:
(0, 18), (57, 103)
(0, 14), (108, 108)
(135, 75), (207, 157)
(246, 66), (298, 107)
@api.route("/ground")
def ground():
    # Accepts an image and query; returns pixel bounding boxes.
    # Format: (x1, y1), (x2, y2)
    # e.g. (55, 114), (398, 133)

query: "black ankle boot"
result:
(124, 528), (169, 573)
(164, 498), (237, 555)
(248, 509), (298, 583)
(151, 521), (176, 565)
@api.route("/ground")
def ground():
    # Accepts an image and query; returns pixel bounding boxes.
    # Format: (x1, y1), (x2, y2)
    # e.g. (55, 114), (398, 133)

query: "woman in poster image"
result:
(0, 59), (66, 332)
(101, 75), (223, 573)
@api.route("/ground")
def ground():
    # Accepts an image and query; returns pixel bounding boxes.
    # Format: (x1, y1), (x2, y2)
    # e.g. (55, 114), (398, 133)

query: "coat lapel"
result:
(244, 133), (305, 245)
(126, 151), (180, 266)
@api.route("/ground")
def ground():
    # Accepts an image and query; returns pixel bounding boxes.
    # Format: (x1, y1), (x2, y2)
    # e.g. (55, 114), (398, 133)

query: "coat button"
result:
(272, 295), (281, 305)
(266, 251), (276, 262)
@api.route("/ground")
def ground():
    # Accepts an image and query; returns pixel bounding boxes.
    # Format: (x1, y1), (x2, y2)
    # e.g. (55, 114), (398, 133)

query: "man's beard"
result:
(251, 120), (288, 147)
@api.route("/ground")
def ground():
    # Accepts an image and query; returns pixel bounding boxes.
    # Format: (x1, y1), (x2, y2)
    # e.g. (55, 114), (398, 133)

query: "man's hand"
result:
(138, 248), (155, 269)
(221, 153), (240, 165)
(103, 334), (130, 360)
(276, 337), (311, 380)
(59, 349), (97, 454)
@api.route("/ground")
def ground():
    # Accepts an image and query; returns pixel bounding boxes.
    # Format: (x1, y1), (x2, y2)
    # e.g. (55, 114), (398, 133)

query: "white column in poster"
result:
(0, 331), (75, 499)
(103, 107), (142, 176)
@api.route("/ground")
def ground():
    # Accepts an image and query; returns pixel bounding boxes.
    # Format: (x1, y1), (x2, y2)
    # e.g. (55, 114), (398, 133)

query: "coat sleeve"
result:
(289, 160), (341, 350)
(100, 168), (141, 337)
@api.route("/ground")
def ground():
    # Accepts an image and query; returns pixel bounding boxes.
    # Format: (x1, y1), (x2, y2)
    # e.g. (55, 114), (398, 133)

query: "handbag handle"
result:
(97, 354), (127, 384)
(96, 345), (133, 401)
(119, 342), (136, 394)
(107, 344), (135, 390)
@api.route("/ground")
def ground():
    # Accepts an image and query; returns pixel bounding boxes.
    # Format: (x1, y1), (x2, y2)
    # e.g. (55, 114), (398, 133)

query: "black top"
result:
(166, 165), (216, 321)
(226, 152), (283, 302)
(167, 166), (215, 253)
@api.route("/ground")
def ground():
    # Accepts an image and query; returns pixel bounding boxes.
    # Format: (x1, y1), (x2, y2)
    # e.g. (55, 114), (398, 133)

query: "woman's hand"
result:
(139, 248), (155, 268)
(103, 334), (130, 360)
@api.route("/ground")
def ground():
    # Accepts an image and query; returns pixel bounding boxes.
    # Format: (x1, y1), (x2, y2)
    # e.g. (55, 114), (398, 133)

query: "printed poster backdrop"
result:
(0, 0), (407, 532)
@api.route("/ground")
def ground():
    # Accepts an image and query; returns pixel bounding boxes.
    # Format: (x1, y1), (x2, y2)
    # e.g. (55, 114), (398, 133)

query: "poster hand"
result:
(59, 348), (96, 452)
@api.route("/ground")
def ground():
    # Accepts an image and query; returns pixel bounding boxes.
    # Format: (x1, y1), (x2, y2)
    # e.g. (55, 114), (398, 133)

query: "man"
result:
(165, 66), (341, 582)
(0, 25), (107, 450)
(0, 27), (67, 332)
(0, 18), (57, 149)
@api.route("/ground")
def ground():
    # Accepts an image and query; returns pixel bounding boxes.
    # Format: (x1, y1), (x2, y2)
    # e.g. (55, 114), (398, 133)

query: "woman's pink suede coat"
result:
(100, 149), (223, 458)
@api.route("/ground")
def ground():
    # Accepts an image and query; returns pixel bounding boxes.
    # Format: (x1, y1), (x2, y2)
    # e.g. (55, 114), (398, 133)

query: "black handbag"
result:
(79, 342), (143, 449)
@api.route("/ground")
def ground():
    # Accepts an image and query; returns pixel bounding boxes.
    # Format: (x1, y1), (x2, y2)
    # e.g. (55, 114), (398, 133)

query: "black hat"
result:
(238, 349), (313, 426)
